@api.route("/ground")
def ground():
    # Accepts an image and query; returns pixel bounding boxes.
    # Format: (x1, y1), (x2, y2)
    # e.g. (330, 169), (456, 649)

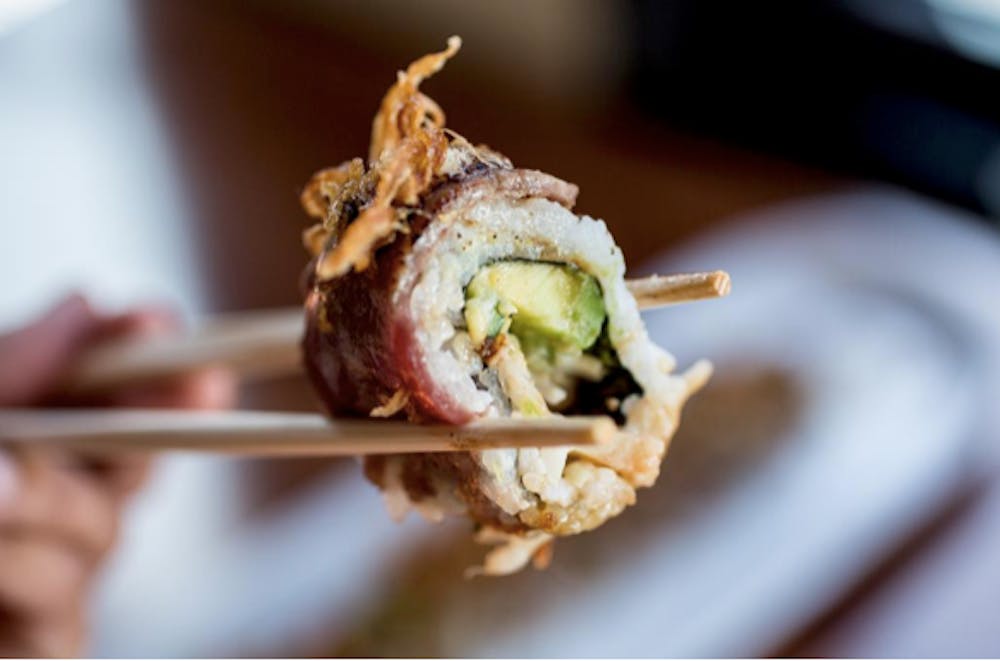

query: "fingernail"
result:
(199, 367), (239, 410)
(0, 453), (18, 511)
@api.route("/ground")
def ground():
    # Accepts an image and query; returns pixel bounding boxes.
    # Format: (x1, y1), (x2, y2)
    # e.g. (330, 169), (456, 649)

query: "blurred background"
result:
(2, 0), (1000, 656)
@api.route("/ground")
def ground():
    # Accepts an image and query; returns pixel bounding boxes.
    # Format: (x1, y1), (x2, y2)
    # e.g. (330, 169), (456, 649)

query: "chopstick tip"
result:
(589, 416), (619, 446)
(711, 270), (732, 297)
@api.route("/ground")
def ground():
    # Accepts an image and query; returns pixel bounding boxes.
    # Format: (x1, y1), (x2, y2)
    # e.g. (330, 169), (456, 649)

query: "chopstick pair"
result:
(0, 271), (729, 457)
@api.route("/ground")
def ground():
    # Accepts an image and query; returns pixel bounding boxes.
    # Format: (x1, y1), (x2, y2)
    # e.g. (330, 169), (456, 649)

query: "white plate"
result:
(92, 186), (1000, 657)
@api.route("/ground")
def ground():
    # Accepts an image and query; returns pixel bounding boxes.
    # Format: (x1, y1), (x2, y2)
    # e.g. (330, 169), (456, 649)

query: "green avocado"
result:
(464, 260), (606, 350)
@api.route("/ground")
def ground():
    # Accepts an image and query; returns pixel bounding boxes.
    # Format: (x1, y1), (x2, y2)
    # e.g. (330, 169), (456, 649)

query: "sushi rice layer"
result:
(377, 181), (708, 574)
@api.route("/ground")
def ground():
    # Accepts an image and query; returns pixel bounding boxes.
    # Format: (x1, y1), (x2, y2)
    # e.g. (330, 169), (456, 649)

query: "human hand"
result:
(0, 295), (235, 656)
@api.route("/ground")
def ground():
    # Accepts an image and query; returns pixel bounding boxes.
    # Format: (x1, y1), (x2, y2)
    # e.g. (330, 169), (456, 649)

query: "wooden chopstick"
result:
(66, 271), (730, 393)
(625, 271), (731, 309)
(67, 307), (304, 393)
(0, 409), (616, 456)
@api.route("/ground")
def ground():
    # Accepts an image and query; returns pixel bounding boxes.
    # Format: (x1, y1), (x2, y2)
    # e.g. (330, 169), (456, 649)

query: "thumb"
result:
(0, 295), (101, 406)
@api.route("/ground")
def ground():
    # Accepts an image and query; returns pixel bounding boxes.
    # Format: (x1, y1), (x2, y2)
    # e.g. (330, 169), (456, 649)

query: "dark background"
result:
(631, 0), (1000, 217)
(129, 0), (1000, 316)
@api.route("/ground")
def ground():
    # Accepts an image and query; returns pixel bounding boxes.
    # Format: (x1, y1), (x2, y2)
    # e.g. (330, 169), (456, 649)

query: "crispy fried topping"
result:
(370, 388), (411, 418)
(302, 224), (329, 258)
(311, 37), (461, 281)
(301, 160), (363, 219)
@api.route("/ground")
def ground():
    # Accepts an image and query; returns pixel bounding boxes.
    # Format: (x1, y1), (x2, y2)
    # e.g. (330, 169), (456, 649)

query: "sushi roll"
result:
(301, 37), (711, 575)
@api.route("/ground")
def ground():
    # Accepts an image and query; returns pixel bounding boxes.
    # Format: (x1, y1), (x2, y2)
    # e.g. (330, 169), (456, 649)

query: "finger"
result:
(0, 605), (86, 658)
(77, 454), (154, 503)
(92, 305), (181, 344)
(0, 295), (100, 406)
(85, 368), (234, 500)
(109, 367), (238, 411)
(0, 534), (89, 618)
(84, 308), (238, 411)
(72, 310), (234, 501)
(28, 609), (87, 658)
(50, 305), (186, 408)
(0, 450), (119, 559)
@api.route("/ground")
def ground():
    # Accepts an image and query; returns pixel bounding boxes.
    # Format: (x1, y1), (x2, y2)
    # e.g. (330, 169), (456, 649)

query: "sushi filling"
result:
(463, 260), (640, 420)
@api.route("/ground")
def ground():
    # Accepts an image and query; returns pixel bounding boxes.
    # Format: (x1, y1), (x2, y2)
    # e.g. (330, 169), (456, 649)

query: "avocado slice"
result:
(464, 261), (606, 350)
